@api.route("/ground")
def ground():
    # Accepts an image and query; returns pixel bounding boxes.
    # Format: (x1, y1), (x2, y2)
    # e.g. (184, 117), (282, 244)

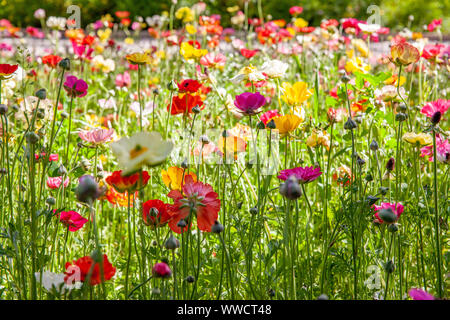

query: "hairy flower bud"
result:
(279, 176), (302, 200)
(59, 58), (71, 70)
(35, 88), (47, 100)
(211, 220), (224, 234)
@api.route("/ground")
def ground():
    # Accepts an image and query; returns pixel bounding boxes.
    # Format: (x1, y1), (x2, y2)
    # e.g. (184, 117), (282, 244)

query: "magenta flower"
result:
(408, 288), (435, 300)
(59, 210), (88, 232)
(420, 134), (450, 163)
(277, 166), (322, 183)
(420, 99), (449, 119)
(234, 92), (266, 116)
(152, 262), (172, 278)
(373, 202), (404, 224)
(64, 75), (88, 98)
(47, 176), (69, 190)
(78, 128), (115, 145)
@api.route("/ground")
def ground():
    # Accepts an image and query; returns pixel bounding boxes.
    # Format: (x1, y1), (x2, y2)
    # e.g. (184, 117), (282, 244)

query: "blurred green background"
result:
(1, 0), (448, 32)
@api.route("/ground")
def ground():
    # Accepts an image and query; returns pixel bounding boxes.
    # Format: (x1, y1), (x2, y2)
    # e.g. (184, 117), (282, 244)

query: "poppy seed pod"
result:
(0, 104), (8, 115)
(369, 140), (379, 151)
(279, 175), (302, 200)
(431, 111), (441, 125)
(35, 88), (47, 100)
(211, 220), (224, 234)
(164, 234), (180, 250)
(344, 117), (357, 130)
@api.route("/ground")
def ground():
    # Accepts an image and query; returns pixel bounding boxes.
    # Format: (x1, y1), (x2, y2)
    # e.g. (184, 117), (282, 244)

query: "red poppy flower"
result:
(106, 170), (150, 193)
(167, 176), (220, 234)
(167, 94), (204, 115)
(115, 11), (130, 19)
(0, 63), (18, 79)
(82, 35), (95, 46)
(42, 55), (62, 68)
(142, 199), (172, 227)
(64, 254), (116, 286)
(240, 48), (258, 59)
(177, 79), (202, 93)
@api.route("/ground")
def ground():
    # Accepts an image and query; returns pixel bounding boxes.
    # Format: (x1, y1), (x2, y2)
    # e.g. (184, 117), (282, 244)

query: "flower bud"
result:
(279, 176), (302, 200)
(152, 262), (172, 278)
(177, 219), (187, 228)
(61, 111), (69, 119)
(344, 117), (357, 130)
(168, 80), (178, 91)
(186, 275), (195, 283)
(379, 186), (389, 195)
(59, 58), (71, 70)
(35, 88), (47, 100)
(386, 157), (395, 172)
(211, 220), (224, 234)
(164, 234), (180, 250)
(267, 119), (276, 129)
(58, 165), (68, 176)
(0, 104), (8, 115)
(341, 74), (351, 83)
(249, 207), (258, 215)
(366, 195), (380, 206)
(180, 158), (188, 169)
(387, 223), (399, 233)
(378, 208), (397, 223)
(75, 175), (100, 204)
(396, 104), (407, 113)
(395, 112), (408, 122)
(26, 132), (39, 144)
(46, 196), (56, 206)
(384, 260), (395, 273)
(369, 140), (379, 151)
(192, 105), (201, 114)
(317, 294), (329, 300)
(256, 121), (265, 130)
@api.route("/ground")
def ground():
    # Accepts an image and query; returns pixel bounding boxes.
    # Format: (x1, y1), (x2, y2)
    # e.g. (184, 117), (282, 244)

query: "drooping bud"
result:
(75, 175), (101, 204)
(164, 234), (180, 250)
(386, 157), (395, 172)
(0, 104), (8, 115)
(344, 117), (357, 130)
(35, 88), (47, 100)
(369, 140), (379, 151)
(431, 111), (442, 125)
(211, 220), (224, 234)
(59, 58), (71, 70)
(279, 175), (302, 200)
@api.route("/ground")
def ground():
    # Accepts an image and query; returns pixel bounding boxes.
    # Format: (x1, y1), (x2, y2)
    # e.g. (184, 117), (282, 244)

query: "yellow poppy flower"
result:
(352, 39), (369, 58)
(306, 129), (330, 150)
(161, 166), (198, 191)
(402, 132), (432, 146)
(272, 114), (302, 137)
(124, 37), (134, 45)
(180, 42), (208, 61)
(294, 18), (308, 28)
(384, 74), (406, 86)
(126, 52), (150, 65)
(281, 81), (313, 107)
(186, 24), (197, 35)
(175, 7), (194, 23)
(345, 57), (371, 74)
(97, 28), (112, 42)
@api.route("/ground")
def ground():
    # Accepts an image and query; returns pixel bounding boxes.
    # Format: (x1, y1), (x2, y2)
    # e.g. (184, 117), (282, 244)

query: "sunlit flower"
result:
(142, 199), (172, 227)
(420, 134), (450, 163)
(218, 133), (247, 161)
(0, 63), (18, 80)
(281, 81), (312, 106)
(402, 132), (432, 146)
(175, 7), (194, 23)
(408, 288), (435, 300)
(345, 57), (370, 74)
(420, 99), (449, 119)
(64, 254), (116, 286)
(91, 55), (115, 73)
(47, 176), (69, 190)
(106, 170), (150, 193)
(234, 92), (266, 116)
(152, 262), (172, 278)
(126, 52), (150, 65)
(260, 59), (289, 79)
(306, 129), (330, 150)
(200, 52), (226, 70)
(59, 211), (88, 232)
(272, 114), (302, 137)
(332, 165), (352, 186)
(180, 42), (207, 61)
(42, 55), (62, 68)
(161, 166), (198, 191)
(64, 75), (88, 98)
(230, 64), (265, 84)
(260, 109), (280, 125)
(110, 132), (173, 175)
(390, 40), (420, 66)
(167, 176), (220, 233)
(78, 128), (115, 145)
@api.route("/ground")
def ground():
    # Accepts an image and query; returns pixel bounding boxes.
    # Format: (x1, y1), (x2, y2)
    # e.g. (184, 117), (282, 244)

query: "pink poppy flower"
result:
(35, 153), (59, 162)
(115, 71), (131, 87)
(408, 288), (435, 300)
(47, 176), (69, 190)
(152, 262), (172, 278)
(277, 166), (322, 183)
(421, 99), (449, 120)
(200, 52), (226, 69)
(427, 19), (442, 32)
(64, 75), (88, 98)
(289, 6), (303, 16)
(373, 202), (404, 224)
(78, 128), (115, 145)
(72, 41), (93, 60)
(260, 109), (280, 125)
(420, 134), (450, 163)
(167, 176), (221, 234)
(422, 44), (445, 60)
(59, 210), (88, 232)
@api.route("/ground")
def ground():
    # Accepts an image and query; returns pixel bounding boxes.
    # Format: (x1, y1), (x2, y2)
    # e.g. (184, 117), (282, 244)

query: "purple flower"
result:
(277, 166), (322, 183)
(64, 75), (88, 98)
(234, 92), (266, 115)
(408, 288), (435, 300)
